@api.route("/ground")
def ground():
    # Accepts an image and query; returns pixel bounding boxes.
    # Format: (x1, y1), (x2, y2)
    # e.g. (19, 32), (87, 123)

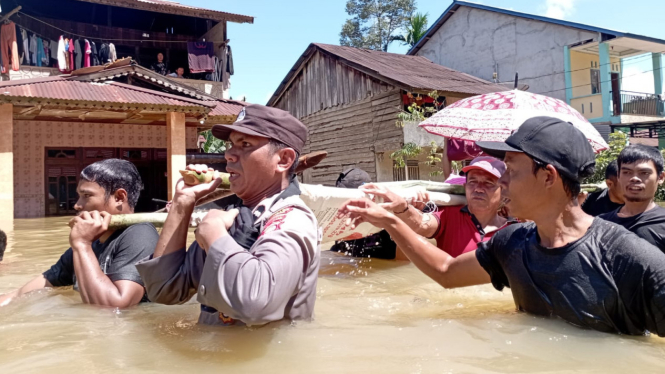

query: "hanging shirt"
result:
(74, 39), (82, 70)
(20, 28), (29, 65)
(226, 45), (234, 75)
(98, 43), (110, 63)
(68, 38), (75, 71)
(29, 33), (38, 66)
(50, 40), (58, 60)
(42, 38), (50, 65)
(56, 36), (69, 73)
(109, 43), (117, 62)
(84, 40), (91, 67)
(90, 41), (99, 66)
(35, 37), (45, 67)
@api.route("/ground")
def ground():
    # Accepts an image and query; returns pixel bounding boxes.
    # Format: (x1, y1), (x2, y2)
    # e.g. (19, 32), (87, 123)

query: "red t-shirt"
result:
(431, 205), (514, 258)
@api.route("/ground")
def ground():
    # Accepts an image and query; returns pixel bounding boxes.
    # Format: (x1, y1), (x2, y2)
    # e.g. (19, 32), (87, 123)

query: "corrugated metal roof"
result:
(0, 77), (211, 109)
(268, 43), (507, 106)
(313, 43), (507, 95)
(76, 0), (253, 24)
(209, 100), (245, 117)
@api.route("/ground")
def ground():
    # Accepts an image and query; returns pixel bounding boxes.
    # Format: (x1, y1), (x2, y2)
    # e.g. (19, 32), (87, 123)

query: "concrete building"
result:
(409, 1), (665, 143)
(0, 0), (251, 219)
(267, 43), (506, 185)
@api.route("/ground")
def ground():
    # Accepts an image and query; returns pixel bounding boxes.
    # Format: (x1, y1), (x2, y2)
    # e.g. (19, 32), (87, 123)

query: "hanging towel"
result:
(57, 36), (67, 71)
(1, 22), (20, 72)
(187, 41), (214, 73)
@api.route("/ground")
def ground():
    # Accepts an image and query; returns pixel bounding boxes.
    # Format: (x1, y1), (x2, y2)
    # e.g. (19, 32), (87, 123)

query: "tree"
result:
(339, 0), (416, 52)
(200, 129), (226, 153)
(390, 12), (428, 48)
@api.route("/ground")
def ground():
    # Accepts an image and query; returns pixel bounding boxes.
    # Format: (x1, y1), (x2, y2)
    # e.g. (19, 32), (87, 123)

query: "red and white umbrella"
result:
(419, 90), (609, 153)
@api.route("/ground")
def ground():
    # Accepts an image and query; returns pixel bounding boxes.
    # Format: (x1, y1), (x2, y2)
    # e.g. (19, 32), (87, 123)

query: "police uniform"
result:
(136, 104), (320, 326)
(136, 184), (319, 326)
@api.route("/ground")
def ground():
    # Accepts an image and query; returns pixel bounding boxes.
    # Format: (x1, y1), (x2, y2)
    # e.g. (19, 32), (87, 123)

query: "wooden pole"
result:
(0, 6), (22, 24)
(166, 112), (186, 200)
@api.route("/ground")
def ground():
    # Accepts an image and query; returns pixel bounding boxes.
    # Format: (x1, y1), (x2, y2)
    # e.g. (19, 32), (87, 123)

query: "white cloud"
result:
(544, 0), (577, 19)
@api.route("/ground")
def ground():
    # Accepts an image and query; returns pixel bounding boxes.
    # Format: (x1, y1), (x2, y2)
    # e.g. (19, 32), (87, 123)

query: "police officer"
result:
(136, 104), (320, 326)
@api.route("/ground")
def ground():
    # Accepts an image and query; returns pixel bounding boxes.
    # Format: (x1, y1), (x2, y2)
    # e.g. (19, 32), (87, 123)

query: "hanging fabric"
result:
(19, 27), (28, 65)
(90, 41), (99, 66)
(35, 37), (45, 67)
(187, 41), (214, 73)
(42, 38), (50, 65)
(84, 40), (91, 67)
(49, 39), (58, 66)
(74, 39), (83, 70)
(1, 22), (20, 72)
(226, 45), (234, 76)
(98, 43), (110, 63)
(29, 33), (38, 66)
(57, 36), (67, 71)
(108, 43), (117, 62)
(68, 38), (74, 71)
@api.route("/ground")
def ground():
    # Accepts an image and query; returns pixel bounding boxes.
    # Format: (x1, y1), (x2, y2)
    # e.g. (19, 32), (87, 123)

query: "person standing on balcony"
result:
(168, 67), (185, 78)
(600, 145), (665, 252)
(150, 52), (168, 75)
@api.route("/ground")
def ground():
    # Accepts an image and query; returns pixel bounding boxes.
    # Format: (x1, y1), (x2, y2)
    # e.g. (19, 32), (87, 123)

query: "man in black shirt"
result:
(582, 160), (624, 216)
(338, 117), (665, 336)
(599, 145), (665, 252)
(0, 159), (158, 308)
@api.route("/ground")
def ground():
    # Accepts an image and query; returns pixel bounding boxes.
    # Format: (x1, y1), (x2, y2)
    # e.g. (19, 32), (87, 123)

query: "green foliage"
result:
(390, 12), (428, 48)
(200, 130), (226, 154)
(424, 141), (443, 176)
(586, 132), (628, 184)
(390, 142), (421, 169)
(395, 91), (439, 128)
(340, 0), (416, 51)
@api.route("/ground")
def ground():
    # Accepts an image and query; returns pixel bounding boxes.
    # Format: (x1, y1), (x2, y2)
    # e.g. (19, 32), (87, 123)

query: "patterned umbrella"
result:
(419, 90), (609, 153)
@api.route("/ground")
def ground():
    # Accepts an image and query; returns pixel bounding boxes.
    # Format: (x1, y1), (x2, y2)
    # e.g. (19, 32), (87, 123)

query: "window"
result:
(406, 160), (420, 180)
(581, 104), (585, 114)
(393, 161), (406, 181)
(591, 69), (601, 94)
(590, 102), (593, 113)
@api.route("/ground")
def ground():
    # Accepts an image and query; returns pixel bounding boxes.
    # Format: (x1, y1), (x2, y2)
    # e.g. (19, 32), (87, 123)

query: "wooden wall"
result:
(300, 89), (403, 185)
(273, 51), (396, 119)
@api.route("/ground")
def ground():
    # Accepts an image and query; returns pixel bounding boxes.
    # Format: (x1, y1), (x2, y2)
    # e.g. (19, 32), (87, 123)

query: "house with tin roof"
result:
(408, 1), (665, 145)
(268, 43), (507, 185)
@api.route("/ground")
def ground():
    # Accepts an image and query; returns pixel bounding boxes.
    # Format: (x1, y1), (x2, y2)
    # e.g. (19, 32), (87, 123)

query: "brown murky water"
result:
(1, 217), (665, 373)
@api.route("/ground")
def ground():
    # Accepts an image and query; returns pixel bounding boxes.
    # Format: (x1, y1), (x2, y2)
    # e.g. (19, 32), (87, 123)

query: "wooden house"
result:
(267, 43), (507, 185)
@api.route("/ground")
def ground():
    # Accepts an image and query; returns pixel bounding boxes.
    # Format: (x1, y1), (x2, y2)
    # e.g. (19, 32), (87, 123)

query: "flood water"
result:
(1, 217), (665, 373)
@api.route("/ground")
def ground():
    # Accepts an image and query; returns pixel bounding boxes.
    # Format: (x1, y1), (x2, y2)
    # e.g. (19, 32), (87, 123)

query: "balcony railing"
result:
(612, 90), (665, 117)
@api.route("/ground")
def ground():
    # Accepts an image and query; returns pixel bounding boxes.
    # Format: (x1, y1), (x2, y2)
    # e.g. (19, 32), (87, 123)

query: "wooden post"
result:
(166, 112), (186, 200)
(0, 104), (13, 219)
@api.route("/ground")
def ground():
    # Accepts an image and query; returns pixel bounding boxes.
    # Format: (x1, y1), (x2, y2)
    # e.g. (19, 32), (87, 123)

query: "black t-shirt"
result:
(599, 206), (665, 253)
(476, 218), (665, 336)
(43, 223), (159, 294)
(582, 189), (623, 216)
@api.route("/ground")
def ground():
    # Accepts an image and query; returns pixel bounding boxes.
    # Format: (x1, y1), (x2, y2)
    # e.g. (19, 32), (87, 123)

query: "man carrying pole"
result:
(338, 117), (665, 336)
(136, 104), (320, 326)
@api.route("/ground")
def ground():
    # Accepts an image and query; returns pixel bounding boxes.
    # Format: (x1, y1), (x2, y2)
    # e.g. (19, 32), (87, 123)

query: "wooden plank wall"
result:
(273, 51), (396, 119)
(300, 89), (403, 185)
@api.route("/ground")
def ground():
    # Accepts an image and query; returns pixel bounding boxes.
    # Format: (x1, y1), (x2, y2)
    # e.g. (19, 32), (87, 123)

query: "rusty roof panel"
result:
(0, 78), (209, 109)
(77, 0), (254, 24)
(314, 43), (507, 95)
(209, 100), (245, 117)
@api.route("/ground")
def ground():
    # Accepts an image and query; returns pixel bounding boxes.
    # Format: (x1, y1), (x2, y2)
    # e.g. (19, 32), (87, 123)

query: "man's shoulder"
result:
(262, 196), (318, 238)
(114, 223), (159, 247)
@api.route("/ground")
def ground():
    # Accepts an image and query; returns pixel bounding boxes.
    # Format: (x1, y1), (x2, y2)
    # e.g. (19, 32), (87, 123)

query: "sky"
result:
(180, 0), (665, 104)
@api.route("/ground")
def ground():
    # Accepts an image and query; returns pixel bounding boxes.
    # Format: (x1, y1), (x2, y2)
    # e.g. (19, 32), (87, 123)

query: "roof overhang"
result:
(75, 0), (253, 24)
(571, 37), (665, 58)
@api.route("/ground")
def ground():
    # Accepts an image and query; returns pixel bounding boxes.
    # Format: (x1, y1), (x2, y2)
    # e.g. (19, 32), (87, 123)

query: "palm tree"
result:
(391, 12), (429, 48)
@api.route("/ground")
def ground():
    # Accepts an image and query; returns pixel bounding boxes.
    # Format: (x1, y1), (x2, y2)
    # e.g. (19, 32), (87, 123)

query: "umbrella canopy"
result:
(419, 90), (609, 153)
